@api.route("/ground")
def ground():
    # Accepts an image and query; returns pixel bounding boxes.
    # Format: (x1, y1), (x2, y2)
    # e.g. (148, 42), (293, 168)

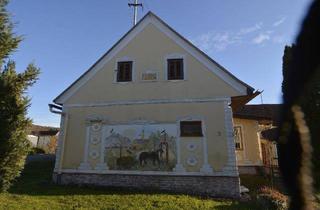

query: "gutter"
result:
(49, 104), (64, 115)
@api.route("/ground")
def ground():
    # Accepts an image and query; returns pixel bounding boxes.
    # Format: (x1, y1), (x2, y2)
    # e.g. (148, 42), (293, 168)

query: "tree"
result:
(282, 45), (320, 191)
(0, 0), (40, 191)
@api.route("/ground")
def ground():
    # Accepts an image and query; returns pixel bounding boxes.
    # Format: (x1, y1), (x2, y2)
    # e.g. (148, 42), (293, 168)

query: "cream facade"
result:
(233, 118), (263, 167)
(51, 12), (254, 198)
(233, 117), (278, 174)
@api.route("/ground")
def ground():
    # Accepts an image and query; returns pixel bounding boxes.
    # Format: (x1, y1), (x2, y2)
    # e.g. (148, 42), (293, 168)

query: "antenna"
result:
(260, 92), (264, 104)
(128, 0), (143, 26)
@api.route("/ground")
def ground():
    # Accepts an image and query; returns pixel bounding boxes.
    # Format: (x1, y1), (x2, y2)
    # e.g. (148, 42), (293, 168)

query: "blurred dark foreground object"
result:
(278, 0), (320, 209)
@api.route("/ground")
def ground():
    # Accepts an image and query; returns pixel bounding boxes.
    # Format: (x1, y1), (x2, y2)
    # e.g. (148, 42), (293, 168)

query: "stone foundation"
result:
(53, 172), (240, 198)
(238, 166), (259, 175)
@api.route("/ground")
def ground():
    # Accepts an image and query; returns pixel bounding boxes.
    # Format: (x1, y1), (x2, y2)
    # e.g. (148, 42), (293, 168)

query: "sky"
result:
(7, 0), (311, 127)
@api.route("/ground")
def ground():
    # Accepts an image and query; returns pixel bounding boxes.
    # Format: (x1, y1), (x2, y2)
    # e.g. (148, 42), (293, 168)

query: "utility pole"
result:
(128, 0), (143, 26)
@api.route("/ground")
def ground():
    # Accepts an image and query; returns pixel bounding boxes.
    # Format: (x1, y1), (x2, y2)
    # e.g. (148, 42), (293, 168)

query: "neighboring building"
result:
(50, 12), (258, 198)
(232, 104), (281, 175)
(28, 124), (59, 153)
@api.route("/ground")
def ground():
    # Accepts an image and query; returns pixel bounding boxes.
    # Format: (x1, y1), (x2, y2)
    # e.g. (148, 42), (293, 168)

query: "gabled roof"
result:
(54, 11), (254, 104)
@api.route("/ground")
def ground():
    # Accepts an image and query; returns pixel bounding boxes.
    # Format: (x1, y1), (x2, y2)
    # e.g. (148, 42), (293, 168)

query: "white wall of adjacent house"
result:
(27, 135), (38, 147)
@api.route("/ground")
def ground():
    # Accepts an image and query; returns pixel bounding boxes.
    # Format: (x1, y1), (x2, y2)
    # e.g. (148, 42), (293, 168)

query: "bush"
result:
(29, 147), (46, 155)
(257, 186), (288, 210)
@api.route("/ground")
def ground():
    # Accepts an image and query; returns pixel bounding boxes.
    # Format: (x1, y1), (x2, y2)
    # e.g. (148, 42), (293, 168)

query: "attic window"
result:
(117, 61), (132, 82)
(180, 121), (203, 137)
(167, 59), (184, 80)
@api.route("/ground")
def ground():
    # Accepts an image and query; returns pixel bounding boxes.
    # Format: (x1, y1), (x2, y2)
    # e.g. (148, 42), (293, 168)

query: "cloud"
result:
(273, 17), (286, 27)
(192, 20), (285, 51)
(252, 33), (270, 44)
(192, 22), (262, 51)
(192, 31), (242, 51)
(238, 22), (263, 35)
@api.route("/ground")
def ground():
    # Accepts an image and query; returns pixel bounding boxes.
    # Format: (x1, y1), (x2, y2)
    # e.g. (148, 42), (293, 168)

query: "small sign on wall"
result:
(141, 71), (157, 81)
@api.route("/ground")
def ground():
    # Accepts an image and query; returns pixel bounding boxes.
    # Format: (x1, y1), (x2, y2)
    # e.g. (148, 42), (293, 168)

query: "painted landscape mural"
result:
(104, 124), (177, 171)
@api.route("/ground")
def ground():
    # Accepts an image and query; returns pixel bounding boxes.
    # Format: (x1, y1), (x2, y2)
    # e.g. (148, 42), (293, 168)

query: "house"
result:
(27, 124), (60, 153)
(232, 104), (281, 174)
(49, 12), (258, 198)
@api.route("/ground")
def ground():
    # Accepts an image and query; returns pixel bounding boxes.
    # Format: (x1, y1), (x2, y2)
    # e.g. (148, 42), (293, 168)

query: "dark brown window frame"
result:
(167, 58), (184, 80)
(117, 61), (133, 82)
(180, 121), (203, 137)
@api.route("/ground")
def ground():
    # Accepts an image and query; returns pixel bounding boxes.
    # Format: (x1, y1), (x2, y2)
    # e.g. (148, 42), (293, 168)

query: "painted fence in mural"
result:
(104, 124), (177, 171)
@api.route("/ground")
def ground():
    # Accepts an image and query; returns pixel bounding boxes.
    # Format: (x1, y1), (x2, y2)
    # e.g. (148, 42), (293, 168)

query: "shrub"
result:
(0, 0), (40, 192)
(257, 186), (288, 210)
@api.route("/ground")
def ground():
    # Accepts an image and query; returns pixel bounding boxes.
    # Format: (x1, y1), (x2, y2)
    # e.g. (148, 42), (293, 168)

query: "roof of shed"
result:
(28, 124), (59, 136)
(233, 104), (282, 124)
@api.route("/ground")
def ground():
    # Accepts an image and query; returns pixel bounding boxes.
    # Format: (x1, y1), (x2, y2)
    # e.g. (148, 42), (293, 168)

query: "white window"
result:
(234, 126), (243, 150)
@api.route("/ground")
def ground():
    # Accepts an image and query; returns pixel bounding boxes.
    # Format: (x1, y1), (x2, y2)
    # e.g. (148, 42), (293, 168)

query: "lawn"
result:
(0, 159), (264, 210)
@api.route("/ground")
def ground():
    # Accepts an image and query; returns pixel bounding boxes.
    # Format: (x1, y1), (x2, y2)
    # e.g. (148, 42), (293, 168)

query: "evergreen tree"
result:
(282, 45), (320, 190)
(0, 0), (40, 191)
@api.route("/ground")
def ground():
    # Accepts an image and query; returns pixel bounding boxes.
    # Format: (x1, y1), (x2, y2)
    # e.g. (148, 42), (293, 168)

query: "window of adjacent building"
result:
(167, 59), (184, 80)
(117, 61), (132, 82)
(234, 126), (243, 150)
(180, 121), (203, 137)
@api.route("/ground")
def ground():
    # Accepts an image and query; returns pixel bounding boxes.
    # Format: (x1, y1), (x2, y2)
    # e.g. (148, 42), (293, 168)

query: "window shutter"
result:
(180, 121), (203, 137)
(117, 61), (132, 82)
(167, 59), (184, 80)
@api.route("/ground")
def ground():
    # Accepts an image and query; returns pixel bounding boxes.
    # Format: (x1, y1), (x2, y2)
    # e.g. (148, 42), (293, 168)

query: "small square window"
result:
(117, 61), (132, 82)
(180, 121), (203, 137)
(234, 126), (243, 150)
(167, 59), (184, 80)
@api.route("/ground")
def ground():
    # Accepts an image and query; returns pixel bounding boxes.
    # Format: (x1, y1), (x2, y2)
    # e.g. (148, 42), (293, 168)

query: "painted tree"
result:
(282, 45), (320, 190)
(0, 0), (40, 191)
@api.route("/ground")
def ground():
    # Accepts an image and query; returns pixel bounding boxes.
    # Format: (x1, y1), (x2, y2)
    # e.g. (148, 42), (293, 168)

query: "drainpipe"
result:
(48, 103), (67, 184)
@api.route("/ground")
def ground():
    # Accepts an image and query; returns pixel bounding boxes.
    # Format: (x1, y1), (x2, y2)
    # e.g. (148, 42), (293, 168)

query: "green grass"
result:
(0, 160), (263, 210)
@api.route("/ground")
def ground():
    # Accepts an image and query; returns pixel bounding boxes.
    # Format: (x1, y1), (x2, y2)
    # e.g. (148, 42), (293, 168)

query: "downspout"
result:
(48, 104), (68, 183)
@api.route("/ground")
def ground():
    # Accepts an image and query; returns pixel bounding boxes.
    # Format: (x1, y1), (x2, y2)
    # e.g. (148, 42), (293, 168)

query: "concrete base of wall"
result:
(238, 166), (260, 175)
(53, 172), (240, 198)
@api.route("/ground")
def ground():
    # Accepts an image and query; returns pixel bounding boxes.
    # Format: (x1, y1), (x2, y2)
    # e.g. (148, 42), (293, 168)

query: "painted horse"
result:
(139, 149), (163, 166)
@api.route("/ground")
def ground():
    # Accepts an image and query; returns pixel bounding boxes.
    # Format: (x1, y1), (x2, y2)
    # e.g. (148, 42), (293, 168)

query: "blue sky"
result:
(7, 0), (311, 127)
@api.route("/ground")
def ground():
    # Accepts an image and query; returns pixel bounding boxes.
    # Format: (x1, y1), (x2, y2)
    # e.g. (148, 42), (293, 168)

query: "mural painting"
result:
(104, 124), (177, 171)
